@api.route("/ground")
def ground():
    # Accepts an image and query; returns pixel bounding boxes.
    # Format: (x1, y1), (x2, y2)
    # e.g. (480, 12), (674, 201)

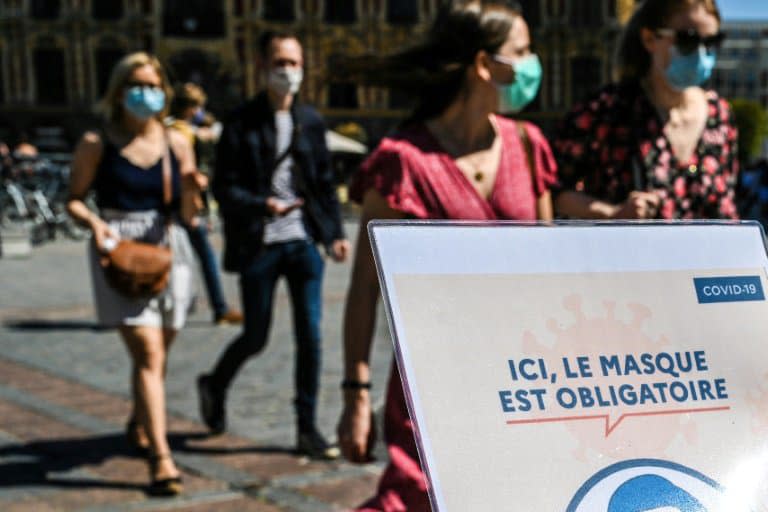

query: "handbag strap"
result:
(162, 134), (172, 209)
(516, 120), (553, 221)
(160, 133), (174, 242)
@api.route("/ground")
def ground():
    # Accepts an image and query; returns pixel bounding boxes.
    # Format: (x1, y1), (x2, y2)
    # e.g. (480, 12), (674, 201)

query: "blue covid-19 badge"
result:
(567, 459), (724, 512)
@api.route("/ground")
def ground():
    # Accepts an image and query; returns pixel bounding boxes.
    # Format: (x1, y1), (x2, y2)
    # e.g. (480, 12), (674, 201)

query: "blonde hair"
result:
(99, 52), (173, 122)
(615, 0), (721, 82)
(170, 82), (207, 117)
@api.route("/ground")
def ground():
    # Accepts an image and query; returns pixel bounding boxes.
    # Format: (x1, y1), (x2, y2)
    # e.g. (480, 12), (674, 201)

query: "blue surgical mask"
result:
(494, 54), (543, 114)
(665, 46), (716, 90)
(192, 108), (206, 125)
(123, 86), (166, 119)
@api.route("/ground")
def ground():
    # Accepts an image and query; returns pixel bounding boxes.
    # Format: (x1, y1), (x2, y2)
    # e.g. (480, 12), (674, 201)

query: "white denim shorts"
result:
(88, 209), (196, 330)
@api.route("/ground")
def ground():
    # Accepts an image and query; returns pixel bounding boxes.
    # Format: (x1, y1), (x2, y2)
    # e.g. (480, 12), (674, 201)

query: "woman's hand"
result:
(330, 239), (351, 262)
(89, 216), (118, 253)
(338, 390), (375, 463)
(611, 191), (660, 219)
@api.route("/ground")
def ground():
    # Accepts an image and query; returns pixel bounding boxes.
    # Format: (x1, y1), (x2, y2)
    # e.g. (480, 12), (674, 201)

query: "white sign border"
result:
(368, 220), (768, 511)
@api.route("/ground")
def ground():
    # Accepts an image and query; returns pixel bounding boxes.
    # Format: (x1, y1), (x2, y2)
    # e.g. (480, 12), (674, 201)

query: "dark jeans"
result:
(209, 239), (325, 432)
(185, 221), (228, 318)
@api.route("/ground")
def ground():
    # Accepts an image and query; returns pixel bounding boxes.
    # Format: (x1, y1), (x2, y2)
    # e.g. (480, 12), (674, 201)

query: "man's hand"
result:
(266, 196), (304, 216)
(330, 239), (350, 262)
(611, 191), (661, 219)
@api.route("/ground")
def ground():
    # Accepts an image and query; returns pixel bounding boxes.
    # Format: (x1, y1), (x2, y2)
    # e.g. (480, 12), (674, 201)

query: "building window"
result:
(264, 0), (295, 22)
(95, 48), (126, 96)
(30, 0), (60, 19)
(234, 0), (244, 17)
(570, 56), (600, 104)
(0, 56), (4, 105)
(92, 0), (123, 20)
(163, 0), (225, 38)
(388, 87), (412, 110)
(518, 0), (540, 31)
(328, 83), (358, 109)
(569, 0), (598, 27)
(325, 0), (356, 24)
(142, 0), (152, 14)
(34, 48), (67, 105)
(387, 0), (417, 24)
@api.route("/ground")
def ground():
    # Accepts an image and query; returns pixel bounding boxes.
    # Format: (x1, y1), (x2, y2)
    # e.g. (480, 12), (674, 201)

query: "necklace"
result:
(459, 156), (488, 182)
(427, 117), (498, 183)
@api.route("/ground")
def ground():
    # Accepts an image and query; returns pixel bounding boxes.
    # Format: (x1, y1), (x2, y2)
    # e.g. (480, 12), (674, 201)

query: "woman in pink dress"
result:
(337, 1), (558, 510)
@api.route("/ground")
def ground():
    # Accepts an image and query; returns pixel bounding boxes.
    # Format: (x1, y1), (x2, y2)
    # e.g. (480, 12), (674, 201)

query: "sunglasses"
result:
(125, 81), (162, 89)
(656, 28), (726, 55)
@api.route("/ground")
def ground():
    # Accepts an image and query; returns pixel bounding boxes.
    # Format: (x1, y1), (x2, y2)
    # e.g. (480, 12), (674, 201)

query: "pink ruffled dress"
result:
(349, 115), (558, 511)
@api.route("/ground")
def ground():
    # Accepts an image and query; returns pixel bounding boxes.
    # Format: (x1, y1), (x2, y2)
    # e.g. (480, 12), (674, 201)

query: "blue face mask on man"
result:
(493, 54), (543, 114)
(665, 45), (717, 90)
(123, 85), (166, 120)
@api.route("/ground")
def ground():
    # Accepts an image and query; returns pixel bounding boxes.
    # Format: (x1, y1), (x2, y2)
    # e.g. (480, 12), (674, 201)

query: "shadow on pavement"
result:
(0, 433), (145, 492)
(0, 430), (304, 494)
(169, 431), (297, 456)
(3, 319), (109, 331)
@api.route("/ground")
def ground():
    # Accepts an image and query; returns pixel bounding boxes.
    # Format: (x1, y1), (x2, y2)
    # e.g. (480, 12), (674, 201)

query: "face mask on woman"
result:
(494, 54), (543, 114)
(123, 86), (166, 120)
(192, 108), (206, 125)
(267, 67), (303, 96)
(665, 45), (716, 90)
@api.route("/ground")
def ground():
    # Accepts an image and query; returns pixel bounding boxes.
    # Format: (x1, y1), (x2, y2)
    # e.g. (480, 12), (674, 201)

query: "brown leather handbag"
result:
(100, 144), (173, 298)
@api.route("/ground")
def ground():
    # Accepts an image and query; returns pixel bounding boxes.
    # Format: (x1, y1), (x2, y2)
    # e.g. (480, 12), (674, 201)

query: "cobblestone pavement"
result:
(0, 219), (396, 511)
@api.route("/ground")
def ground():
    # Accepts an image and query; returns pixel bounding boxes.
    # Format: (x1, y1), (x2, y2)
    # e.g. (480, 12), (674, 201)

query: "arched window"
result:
(387, 0), (417, 25)
(570, 0), (599, 27)
(30, 0), (60, 20)
(95, 47), (126, 97)
(264, 0), (294, 22)
(325, 0), (356, 24)
(34, 48), (67, 105)
(518, 0), (541, 31)
(93, 0), (123, 20)
(327, 55), (358, 108)
(388, 87), (412, 110)
(163, 0), (225, 37)
(570, 56), (600, 104)
(0, 54), (4, 105)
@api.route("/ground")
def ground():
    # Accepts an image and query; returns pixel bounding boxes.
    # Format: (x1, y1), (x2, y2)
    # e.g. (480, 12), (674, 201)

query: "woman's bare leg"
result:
(119, 325), (179, 480)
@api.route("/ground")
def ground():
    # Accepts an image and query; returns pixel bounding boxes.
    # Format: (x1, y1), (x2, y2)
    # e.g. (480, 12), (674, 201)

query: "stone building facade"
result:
(0, 0), (635, 146)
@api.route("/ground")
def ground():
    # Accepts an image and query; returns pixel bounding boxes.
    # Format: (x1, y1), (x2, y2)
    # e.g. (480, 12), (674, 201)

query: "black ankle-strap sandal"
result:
(147, 453), (183, 497)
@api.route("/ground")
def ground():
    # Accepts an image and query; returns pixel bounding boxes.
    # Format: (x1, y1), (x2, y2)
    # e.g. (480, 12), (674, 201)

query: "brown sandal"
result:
(147, 453), (183, 497)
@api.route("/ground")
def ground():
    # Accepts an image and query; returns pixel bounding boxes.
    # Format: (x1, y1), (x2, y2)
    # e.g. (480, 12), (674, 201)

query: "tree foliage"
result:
(730, 98), (768, 165)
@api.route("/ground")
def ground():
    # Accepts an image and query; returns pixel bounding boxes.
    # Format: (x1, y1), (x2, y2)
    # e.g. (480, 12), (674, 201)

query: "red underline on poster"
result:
(505, 406), (731, 437)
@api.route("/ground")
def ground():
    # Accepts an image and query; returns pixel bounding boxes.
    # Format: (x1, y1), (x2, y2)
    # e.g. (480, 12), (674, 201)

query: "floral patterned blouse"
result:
(553, 82), (739, 219)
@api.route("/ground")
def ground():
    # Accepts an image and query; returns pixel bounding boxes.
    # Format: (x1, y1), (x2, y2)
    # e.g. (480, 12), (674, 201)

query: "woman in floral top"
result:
(554, 0), (738, 220)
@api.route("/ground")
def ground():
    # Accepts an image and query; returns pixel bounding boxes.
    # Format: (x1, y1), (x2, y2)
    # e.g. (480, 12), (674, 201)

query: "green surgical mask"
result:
(494, 53), (542, 113)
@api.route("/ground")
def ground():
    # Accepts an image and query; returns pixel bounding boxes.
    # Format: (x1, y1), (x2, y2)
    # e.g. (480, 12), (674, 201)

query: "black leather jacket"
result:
(213, 92), (345, 272)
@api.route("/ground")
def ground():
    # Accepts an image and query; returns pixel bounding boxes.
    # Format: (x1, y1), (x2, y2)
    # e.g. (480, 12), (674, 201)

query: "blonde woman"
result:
(67, 52), (200, 496)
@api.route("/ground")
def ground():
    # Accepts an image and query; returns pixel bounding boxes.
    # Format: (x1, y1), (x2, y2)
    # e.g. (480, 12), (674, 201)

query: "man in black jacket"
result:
(197, 30), (349, 459)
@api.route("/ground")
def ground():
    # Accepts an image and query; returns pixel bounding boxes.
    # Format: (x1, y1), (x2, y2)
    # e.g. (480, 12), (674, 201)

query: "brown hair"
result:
(170, 82), (207, 117)
(257, 29), (300, 60)
(98, 52), (173, 122)
(615, 0), (721, 82)
(341, 0), (522, 123)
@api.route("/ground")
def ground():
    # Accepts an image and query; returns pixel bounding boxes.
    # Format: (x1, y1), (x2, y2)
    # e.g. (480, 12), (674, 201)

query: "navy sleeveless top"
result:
(93, 136), (182, 212)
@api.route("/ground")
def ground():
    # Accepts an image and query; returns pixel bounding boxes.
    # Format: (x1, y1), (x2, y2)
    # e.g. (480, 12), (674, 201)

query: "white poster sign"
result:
(370, 221), (768, 512)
